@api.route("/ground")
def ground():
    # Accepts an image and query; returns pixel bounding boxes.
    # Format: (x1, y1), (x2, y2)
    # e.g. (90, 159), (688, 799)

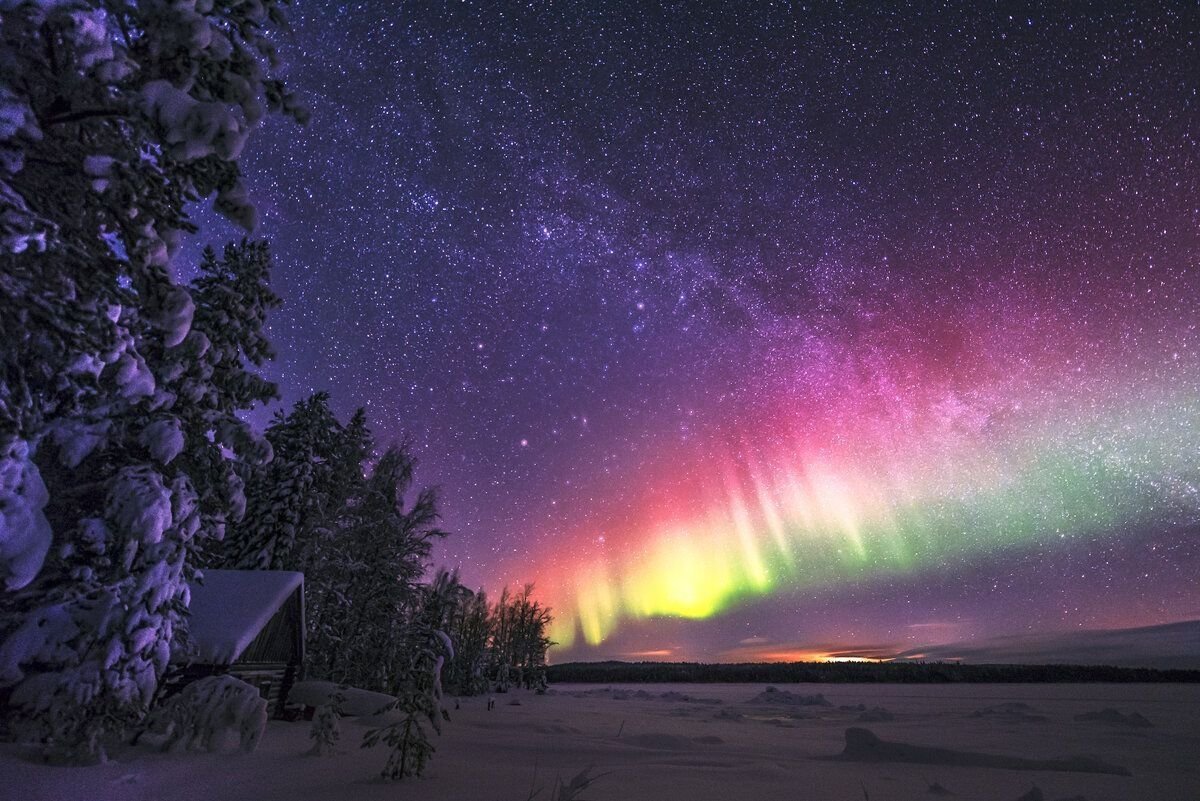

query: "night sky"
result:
(191, 2), (1199, 662)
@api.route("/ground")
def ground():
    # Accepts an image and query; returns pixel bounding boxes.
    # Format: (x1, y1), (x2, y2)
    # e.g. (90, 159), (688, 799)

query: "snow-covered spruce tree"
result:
(0, 0), (300, 760)
(488, 585), (553, 692)
(442, 587), (491, 696)
(0, 241), (281, 760)
(219, 392), (351, 571)
(310, 445), (446, 690)
(363, 568), (461, 781)
(172, 240), (279, 563)
(233, 399), (368, 667)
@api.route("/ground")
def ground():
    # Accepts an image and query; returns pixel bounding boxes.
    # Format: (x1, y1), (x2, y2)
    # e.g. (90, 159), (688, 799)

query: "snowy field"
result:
(3, 682), (1198, 801)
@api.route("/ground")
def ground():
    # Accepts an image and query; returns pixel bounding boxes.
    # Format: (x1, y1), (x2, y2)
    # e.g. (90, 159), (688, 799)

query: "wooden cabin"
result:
(172, 569), (305, 717)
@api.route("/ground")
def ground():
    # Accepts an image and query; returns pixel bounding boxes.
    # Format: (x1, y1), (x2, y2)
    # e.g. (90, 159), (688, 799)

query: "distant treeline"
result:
(547, 660), (1200, 684)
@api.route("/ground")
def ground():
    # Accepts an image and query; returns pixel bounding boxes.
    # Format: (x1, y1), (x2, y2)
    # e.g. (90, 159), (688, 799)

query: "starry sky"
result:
(191, 2), (1200, 662)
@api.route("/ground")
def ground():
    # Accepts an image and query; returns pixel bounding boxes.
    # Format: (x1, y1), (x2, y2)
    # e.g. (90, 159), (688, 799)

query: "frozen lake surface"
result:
(4, 682), (1198, 801)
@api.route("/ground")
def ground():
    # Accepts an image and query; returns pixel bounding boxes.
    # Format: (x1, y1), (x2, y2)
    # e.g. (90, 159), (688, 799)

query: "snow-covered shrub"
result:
(307, 691), (344, 757)
(138, 675), (266, 754)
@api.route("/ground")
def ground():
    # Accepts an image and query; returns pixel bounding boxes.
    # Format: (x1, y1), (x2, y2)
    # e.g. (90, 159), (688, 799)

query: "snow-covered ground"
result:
(3, 682), (1197, 801)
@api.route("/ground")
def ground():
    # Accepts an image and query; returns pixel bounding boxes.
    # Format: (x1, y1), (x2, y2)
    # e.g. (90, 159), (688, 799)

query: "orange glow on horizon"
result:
(752, 651), (887, 664)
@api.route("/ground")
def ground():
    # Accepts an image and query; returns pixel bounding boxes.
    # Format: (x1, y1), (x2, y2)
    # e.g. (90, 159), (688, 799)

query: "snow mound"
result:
(1074, 708), (1153, 728)
(621, 732), (697, 750)
(857, 706), (895, 722)
(659, 690), (722, 704)
(288, 680), (395, 718)
(744, 686), (830, 706)
(971, 702), (1047, 722)
(835, 727), (1132, 776)
(139, 675), (266, 753)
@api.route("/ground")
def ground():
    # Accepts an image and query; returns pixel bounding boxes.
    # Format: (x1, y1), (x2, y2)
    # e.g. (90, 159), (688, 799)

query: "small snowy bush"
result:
(138, 675), (266, 754)
(307, 692), (344, 756)
(364, 706), (438, 781)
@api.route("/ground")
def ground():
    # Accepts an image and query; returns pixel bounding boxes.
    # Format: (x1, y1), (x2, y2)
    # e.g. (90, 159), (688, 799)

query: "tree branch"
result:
(44, 107), (123, 126)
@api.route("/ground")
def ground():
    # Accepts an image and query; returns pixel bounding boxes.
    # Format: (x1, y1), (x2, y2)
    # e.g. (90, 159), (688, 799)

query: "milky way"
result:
(190, 3), (1200, 660)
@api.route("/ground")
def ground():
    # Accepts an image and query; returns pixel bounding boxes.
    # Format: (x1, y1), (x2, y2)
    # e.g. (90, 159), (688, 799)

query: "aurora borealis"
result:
(196, 3), (1199, 662)
(540, 278), (1200, 651)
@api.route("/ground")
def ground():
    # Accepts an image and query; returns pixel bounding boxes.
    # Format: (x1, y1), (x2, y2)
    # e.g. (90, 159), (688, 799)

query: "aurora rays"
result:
(540, 291), (1200, 651)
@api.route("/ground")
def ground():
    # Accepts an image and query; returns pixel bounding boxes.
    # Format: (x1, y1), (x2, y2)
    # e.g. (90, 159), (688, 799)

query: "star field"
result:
(190, 2), (1199, 661)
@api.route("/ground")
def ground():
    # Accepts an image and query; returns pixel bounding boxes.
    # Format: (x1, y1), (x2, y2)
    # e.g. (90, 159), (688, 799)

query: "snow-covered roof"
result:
(184, 569), (304, 664)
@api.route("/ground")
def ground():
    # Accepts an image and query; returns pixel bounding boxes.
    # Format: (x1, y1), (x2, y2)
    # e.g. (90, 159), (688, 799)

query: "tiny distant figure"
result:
(454, 698), (460, 710)
(487, 696), (496, 711)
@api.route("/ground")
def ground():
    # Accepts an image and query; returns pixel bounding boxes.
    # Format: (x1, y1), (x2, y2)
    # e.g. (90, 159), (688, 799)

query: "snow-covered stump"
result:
(139, 675), (266, 754)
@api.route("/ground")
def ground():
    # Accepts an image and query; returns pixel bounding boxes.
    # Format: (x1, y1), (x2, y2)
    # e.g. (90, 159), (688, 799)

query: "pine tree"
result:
(227, 410), (450, 695)
(0, 0), (299, 760)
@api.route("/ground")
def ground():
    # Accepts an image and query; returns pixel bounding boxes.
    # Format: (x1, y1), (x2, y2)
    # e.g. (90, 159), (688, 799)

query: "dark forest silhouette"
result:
(547, 660), (1200, 684)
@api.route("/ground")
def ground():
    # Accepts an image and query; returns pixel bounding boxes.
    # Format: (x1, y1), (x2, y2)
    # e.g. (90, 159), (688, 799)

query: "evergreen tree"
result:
(225, 399), (449, 696)
(312, 446), (446, 688)
(0, 0), (299, 760)
(488, 585), (554, 692)
(0, 239), (282, 760)
(221, 393), (347, 571)
(363, 568), (460, 780)
(173, 240), (280, 563)
(443, 588), (491, 696)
